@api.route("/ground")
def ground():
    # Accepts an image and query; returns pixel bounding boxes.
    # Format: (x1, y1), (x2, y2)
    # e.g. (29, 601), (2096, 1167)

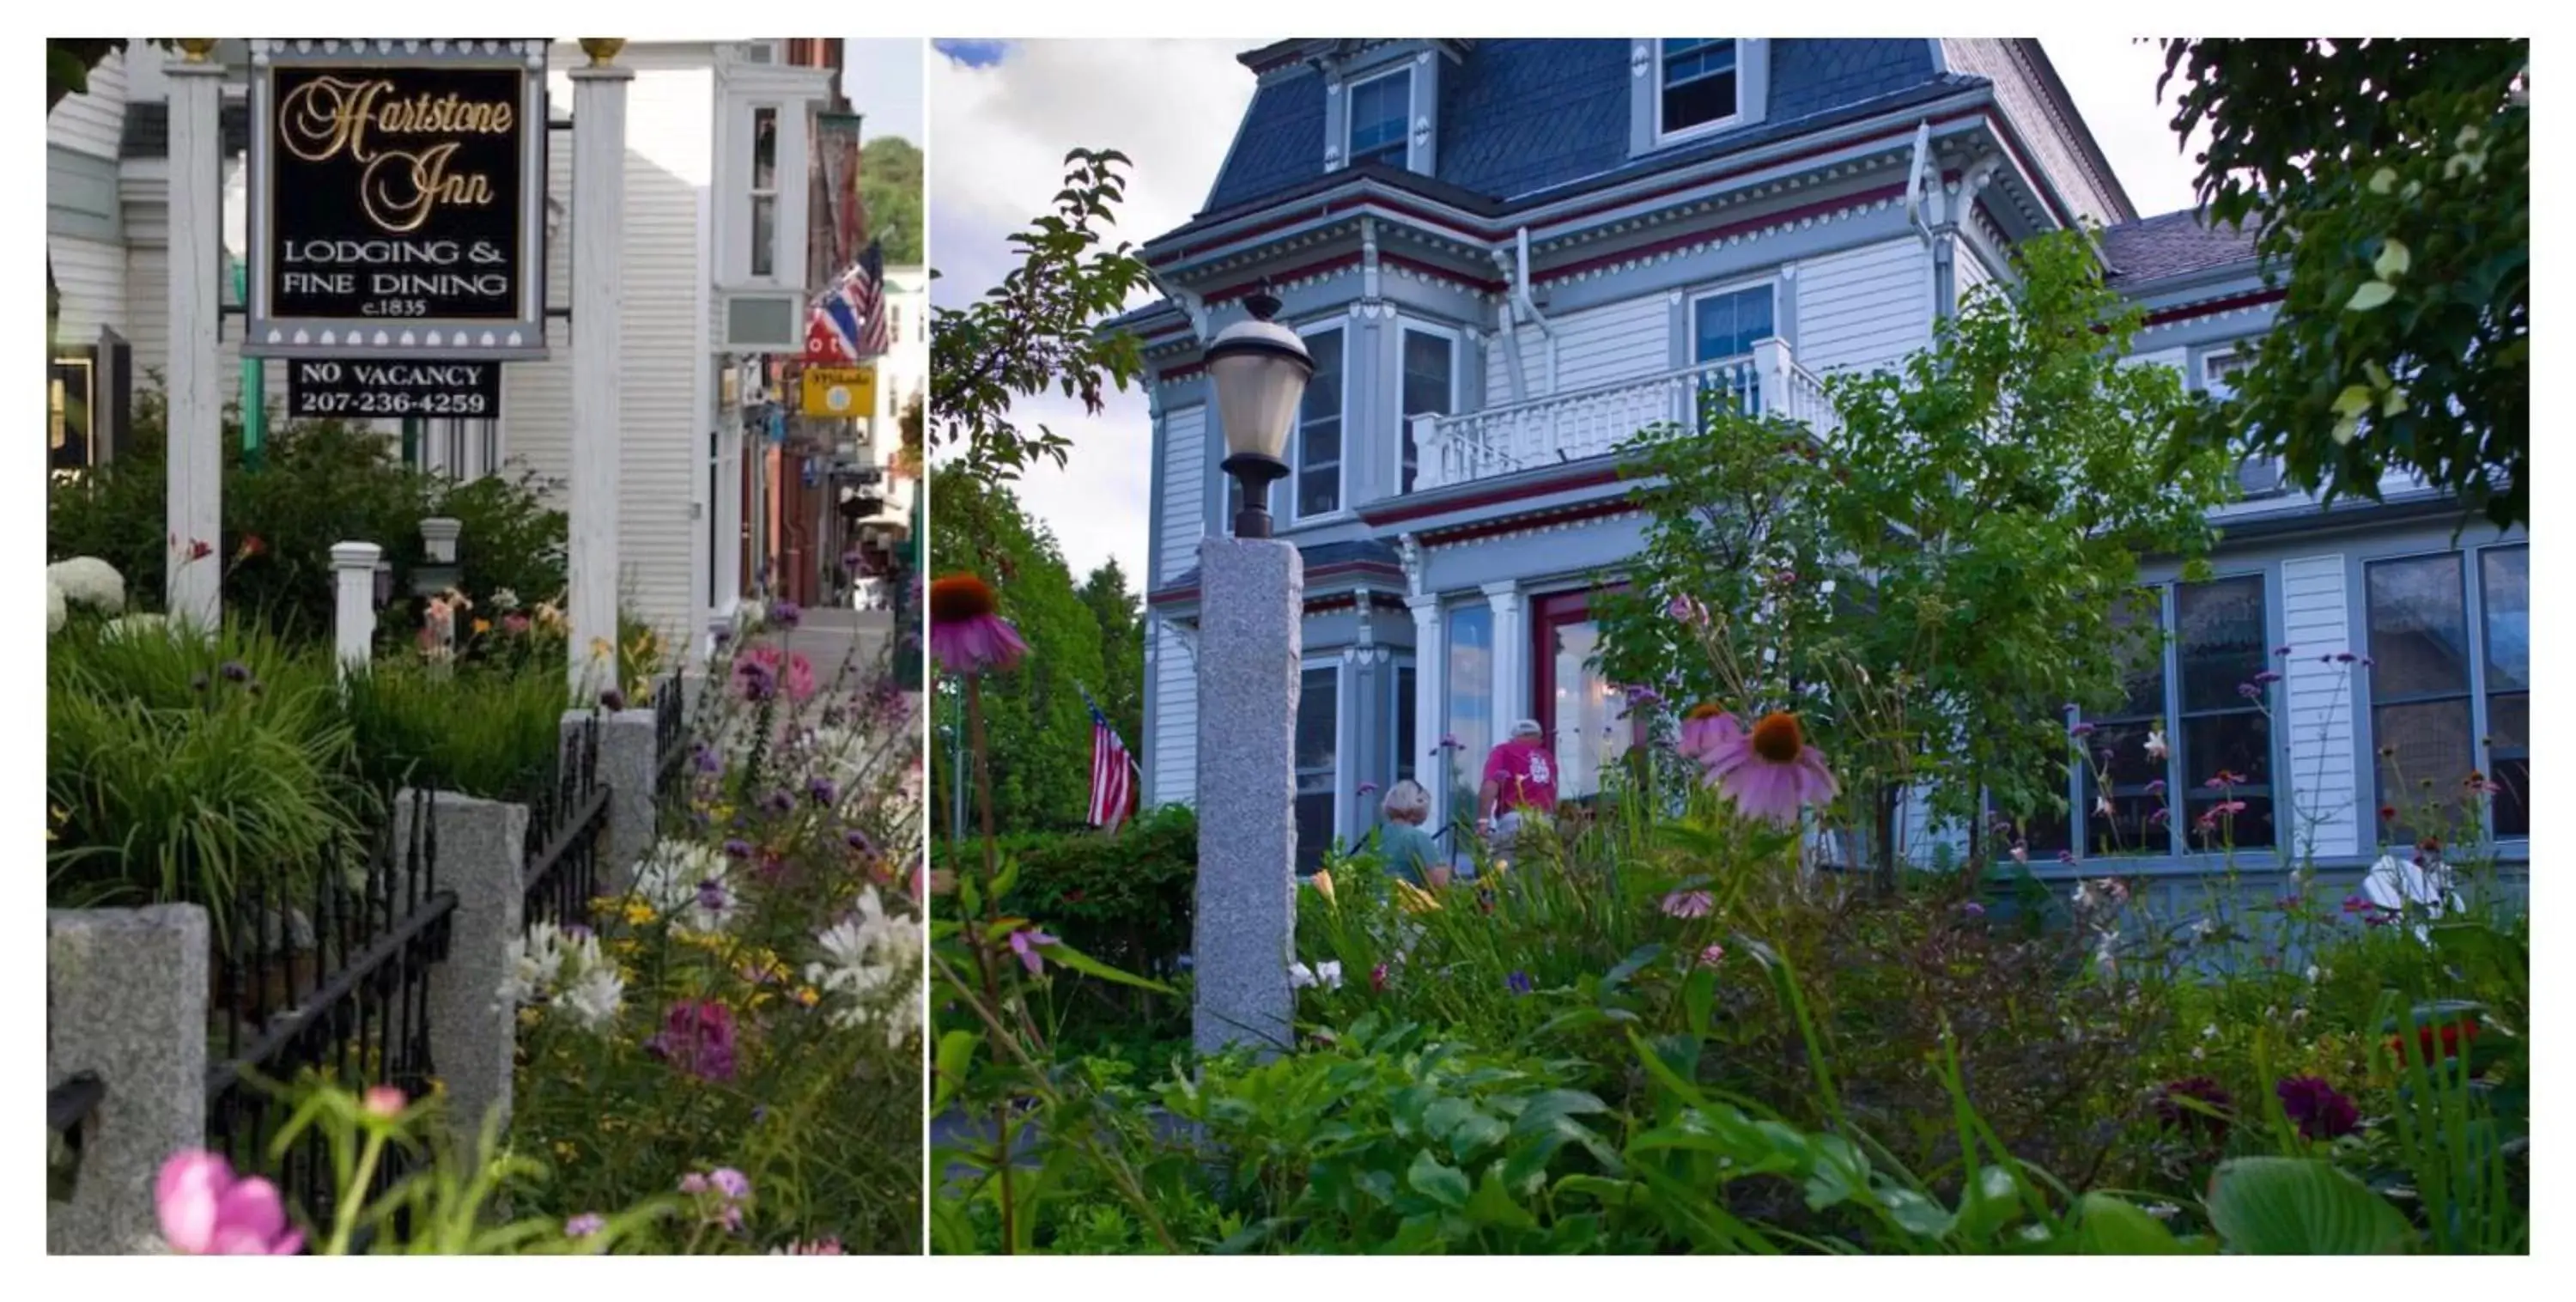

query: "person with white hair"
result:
(1476, 718), (1558, 846)
(1376, 779), (1449, 888)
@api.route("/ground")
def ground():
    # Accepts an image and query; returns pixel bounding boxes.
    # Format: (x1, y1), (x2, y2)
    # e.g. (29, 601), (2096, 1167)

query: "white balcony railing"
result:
(1411, 337), (1835, 494)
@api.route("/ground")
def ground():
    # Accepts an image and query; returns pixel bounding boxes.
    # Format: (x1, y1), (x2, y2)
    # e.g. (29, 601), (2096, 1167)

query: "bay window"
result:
(2367, 546), (2527, 844)
(1397, 325), (1455, 496)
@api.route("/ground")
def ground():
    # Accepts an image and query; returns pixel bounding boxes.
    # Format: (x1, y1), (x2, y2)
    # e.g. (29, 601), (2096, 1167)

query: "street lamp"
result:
(1203, 286), (1311, 540)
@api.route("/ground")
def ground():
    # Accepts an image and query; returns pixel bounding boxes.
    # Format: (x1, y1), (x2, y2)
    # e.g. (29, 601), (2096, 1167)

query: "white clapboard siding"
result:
(2280, 554), (2362, 858)
(1156, 404), (1206, 588)
(1150, 622), (1198, 806)
(1955, 242), (1996, 311)
(1899, 784), (1970, 868)
(120, 235), (295, 416)
(1484, 294), (1670, 399)
(50, 234), (126, 348)
(1797, 237), (1932, 374)
(47, 49), (127, 161)
(500, 113), (579, 500)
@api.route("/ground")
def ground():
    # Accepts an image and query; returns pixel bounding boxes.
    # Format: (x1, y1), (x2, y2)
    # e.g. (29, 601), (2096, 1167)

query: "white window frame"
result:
(746, 104), (783, 282)
(1345, 64), (1415, 172)
(1656, 39), (1748, 144)
(1297, 654), (1349, 870)
(1393, 319), (1461, 498)
(2202, 348), (2251, 399)
(1687, 277), (1782, 362)
(1291, 318), (1351, 524)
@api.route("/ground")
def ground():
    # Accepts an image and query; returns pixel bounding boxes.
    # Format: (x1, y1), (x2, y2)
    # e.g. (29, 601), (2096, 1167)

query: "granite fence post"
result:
(572, 708), (662, 897)
(1191, 536), (1303, 1060)
(396, 789), (526, 1151)
(47, 904), (209, 1256)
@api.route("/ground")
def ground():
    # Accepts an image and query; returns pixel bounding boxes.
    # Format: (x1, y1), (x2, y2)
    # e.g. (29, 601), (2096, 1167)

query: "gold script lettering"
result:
(276, 75), (514, 234)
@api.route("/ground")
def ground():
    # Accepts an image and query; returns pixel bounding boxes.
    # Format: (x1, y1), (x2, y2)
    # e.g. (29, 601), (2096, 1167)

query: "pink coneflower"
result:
(1676, 704), (1745, 763)
(1007, 928), (1058, 975)
(1661, 889), (1715, 919)
(928, 574), (1028, 675)
(1696, 709), (1838, 825)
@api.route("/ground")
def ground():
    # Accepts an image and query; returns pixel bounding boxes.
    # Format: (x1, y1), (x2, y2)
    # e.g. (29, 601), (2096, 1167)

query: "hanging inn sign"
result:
(244, 39), (550, 361)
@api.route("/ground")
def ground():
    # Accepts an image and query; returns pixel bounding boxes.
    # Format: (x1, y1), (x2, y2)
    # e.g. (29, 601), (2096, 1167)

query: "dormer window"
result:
(1346, 66), (1412, 169)
(1631, 39), (1771, 155)
(1659, 40), (1740, 136)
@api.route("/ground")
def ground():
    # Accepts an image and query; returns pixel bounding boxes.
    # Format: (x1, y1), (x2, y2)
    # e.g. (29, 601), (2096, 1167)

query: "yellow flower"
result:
(1394, 880), (1443, 915)
(1309, 869), (1337, 909)
(472, 618), (492, 636)
(1488, 858), (1510, 878)
(623, 900), (657, 927)
(518, 1007), (544, 1028)
(589, 636), (614, 662)
(794, 987), (819, 1007)
(551, 1140), (577, 1164)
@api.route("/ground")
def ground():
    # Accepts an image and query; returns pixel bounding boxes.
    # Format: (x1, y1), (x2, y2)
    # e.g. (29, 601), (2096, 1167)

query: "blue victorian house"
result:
(1120, 39), (2526, 889)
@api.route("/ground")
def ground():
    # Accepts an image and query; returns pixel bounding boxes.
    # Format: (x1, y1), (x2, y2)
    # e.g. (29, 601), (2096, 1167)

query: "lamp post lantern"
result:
(1203, 286), (1311, 539)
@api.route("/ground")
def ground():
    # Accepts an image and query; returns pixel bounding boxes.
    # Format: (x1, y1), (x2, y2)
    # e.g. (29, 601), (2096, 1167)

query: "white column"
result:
(1483, 581), (1526, 733)
(1407, 593), (1447, 823)
(165, 49), (225, 632)
(330, 541), (381, 678)
(568, 47), (633, 700)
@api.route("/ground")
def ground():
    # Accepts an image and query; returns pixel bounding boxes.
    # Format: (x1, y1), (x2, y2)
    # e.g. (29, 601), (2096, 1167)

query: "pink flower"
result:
(1676, 705), (1745, 763)
(1007, 928), (1058, 976)
(156, 1151), (303, 1255)
(645, 1001), (738, 1082)
(1698, 943), (1726, 968)
(361, 1086), (405, 1118)
(928, 575), (1028, 675)
(1661, 889), (1715, 919)
(738, 646), (819, 703)
(1697, 710), (1838, 826)
(1666, 594), (1709, 625)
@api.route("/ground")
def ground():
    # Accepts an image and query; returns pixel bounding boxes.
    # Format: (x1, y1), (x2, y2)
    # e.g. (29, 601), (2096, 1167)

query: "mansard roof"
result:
(1206, 38), (1947, 215)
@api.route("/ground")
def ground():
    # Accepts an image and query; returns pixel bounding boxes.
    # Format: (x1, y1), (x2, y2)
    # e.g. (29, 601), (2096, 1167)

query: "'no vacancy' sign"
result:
(242, 39), (550, 361)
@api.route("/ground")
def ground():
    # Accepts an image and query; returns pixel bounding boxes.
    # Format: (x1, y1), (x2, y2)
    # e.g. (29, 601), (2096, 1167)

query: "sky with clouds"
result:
(841, 38), (925, 143)
(928, 37), (2212, 587)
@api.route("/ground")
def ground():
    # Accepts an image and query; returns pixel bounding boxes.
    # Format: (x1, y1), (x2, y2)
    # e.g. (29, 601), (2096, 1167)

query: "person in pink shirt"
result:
(1476, 719), (1558, 846)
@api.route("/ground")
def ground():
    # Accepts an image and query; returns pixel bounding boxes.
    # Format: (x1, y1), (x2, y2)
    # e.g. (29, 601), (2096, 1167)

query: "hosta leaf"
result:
(2075, 1192), (2190, 1254)
(2205, 1157), (2411, 1255)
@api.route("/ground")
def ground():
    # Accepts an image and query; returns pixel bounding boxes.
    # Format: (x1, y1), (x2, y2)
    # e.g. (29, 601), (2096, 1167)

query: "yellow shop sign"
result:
(800, 366), (875, 418)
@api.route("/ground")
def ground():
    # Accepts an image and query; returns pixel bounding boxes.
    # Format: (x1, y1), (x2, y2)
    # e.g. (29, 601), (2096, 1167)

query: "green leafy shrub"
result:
(341, 659), (571, 806)
(984, 803), (1196, 980)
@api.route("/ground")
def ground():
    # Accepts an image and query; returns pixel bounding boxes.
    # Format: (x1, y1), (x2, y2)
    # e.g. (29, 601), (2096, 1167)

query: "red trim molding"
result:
(1358, 462), (1625, 527)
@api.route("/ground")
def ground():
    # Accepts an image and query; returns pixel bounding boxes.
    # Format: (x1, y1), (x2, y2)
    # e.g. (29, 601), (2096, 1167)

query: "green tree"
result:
(2159, 39), (2528, 529)
(48, 40), (134, 340)
(930, 148), (1152, 490)
(858, 136), (924, 266)
(1075, 558), (1145, 750)
(1597, 234), (2239, 882)
(927, 466), (1105, 833)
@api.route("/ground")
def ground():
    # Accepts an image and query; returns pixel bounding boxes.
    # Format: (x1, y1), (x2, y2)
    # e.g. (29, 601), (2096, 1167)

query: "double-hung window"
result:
(1691, 283), (1775, 417)
(1397, 325), (1455, 496)
(1296, 660), (1342, 872)
(1346, 67), (1412, 169)
(2366, 546), (2528, 843)
(1294, 326), (1346, 518)
(1658, 40), (1741, 138)
(749, 107), (780, 279)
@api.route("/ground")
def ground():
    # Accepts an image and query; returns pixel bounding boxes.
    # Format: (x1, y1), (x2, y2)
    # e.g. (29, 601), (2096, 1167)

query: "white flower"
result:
(805, 887), (922, 1050)
(2202, 1023), (2218, 1039)
(489, 587), (521, 612)
(2306, 964), (2322, 984)
(1315, 960), (1344, 990)
(101, 613), (171, 642)
(632, 839), (734, 932)
(552, 965), (625, 1032)
(46, 579), (65, 635)
(2143, 729), (2168, 761)
(47, 557), (125, 613)
(501, 922), (573, 1006)
(2362, 853), (2458, 916)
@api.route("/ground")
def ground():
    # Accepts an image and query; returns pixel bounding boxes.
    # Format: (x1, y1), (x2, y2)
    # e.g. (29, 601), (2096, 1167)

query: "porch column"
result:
(165, 46), (224, 633)
(568, 42), (632, 700)
(1483, 580), (1527, 737)
(1407, 593), (1446, 825)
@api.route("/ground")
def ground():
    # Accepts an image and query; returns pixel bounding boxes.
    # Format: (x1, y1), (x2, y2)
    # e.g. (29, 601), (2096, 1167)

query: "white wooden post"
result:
(1483, 581), (1526, 744)
(331, 541), (381, 677)
(165, 44), (226, 633)
(568, 42), (632, 701)
(1407, 592), (1446, 823)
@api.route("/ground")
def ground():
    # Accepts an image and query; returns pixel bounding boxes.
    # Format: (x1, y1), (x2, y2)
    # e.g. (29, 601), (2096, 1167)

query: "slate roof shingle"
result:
(2099, 206), (2262, 283)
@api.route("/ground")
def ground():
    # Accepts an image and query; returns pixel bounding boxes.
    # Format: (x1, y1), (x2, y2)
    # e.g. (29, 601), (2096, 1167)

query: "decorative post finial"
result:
(1243, 280), (1282, 322)
(176, 40), (218, 63)
(579, 39), (626, 66)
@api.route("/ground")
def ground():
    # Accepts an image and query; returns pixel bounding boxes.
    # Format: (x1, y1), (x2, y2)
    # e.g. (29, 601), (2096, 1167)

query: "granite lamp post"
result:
(1191, 288), (1312, 1059)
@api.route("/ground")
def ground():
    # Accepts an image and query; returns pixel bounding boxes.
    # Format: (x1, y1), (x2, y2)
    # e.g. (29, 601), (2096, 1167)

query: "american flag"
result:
(802, 240), (892, 364)
(1084, 688), (1139, 834)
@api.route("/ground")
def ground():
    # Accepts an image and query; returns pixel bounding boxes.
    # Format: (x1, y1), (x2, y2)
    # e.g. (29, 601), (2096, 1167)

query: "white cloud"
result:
(841, 39), (925, 144)
(928, 40), (1259, 583)
(2038, 38), (2211, 217)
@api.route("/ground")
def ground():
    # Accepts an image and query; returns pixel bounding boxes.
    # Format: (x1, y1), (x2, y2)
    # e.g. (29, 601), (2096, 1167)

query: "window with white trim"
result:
(2202, 350), (2251, 399)
(1294, 326), (1346, 518)
(1346, 66), (1412, 169)
(1296, 660), (1342, 872)
(2366, 546), (2527, 843)
(1658, 40), (1741, 138)
(1396, 325), (1455, 496)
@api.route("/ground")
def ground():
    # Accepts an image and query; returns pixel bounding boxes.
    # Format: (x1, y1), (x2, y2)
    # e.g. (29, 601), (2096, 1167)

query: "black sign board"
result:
(288, 358), (501, 419)
(245, 40), (550, 360)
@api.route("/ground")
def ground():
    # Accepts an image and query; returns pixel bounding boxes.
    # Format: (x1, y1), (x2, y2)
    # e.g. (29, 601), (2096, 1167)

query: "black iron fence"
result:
(203, 788), (455, 1229)
(47, 1072), (105, 1204)
(524, 714), (607, 935)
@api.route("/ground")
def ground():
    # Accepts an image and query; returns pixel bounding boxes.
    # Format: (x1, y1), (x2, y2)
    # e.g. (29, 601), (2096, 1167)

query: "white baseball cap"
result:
(1511, 718), (1543, 738)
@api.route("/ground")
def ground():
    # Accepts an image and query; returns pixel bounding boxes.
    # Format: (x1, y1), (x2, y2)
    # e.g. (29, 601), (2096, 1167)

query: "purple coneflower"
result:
(1696, 710), (1838, 826)
(927, 574), (1028, 675)
(1008, 928), (1059, 975)
(2275, 1075), (2360, 1140)
(1677, 704), (1744, 763)
(1661, 889), (1715, 919)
